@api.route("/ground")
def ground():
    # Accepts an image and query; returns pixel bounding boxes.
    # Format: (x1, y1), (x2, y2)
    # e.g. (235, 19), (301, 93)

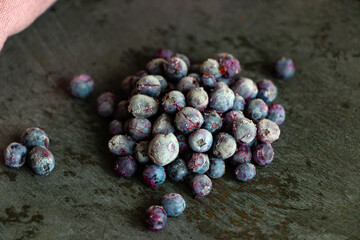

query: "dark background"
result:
(0, 0), (359, 239)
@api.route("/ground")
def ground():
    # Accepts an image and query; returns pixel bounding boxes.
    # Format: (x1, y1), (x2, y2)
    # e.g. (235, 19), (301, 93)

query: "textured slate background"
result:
(0, 0), (359, 239)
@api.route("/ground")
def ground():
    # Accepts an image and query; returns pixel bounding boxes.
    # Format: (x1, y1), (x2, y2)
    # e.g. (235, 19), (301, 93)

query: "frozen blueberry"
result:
(162, 90), (186, 114)
(200, 58), (221, 79)
(176, 76), (200, 94)
(188, 129), (213, 153)
(114, 156), (137, 178)
(128, 118), (152, 141)
(145, 205), (167, 231)
(114, 100), (131, 121)
(28, 146), (55, 175)
(153, 75), (168, 94)
(233, 118), (257, 144)
(217, 77), (235, 86)
(132, 70), (148, 87)
(128, 94), (159, 118)
(176, 134), (189, 153)
(4, 142), (27, 168)
(232, 94), (246, 111)
(143, 165), (166, 188)
(120, 76), (133, 97)
(206, 158), (225, 179)
(235, 163), (256, 181)
(109, 120), (123, 136)
(217, 53), (241, 78)
(164, 57), (188, 81)
(174, 107), (204, 134)
(257, 119), (281, 143)
(173, 53), (191, 68)
(275, 57), (295, 79)
(108, 135), (135, 156)
(166, 158), (189, 182)
(21, 127), (49, 149)
(256, 80), (278, 104)
(146, 58), (166, 75)
(161, 193), (186, 217)
(209, 82), (235, 113)
(190, 174), (212, 198)
(187, 73), (201, 82)
(246, 137), (257, 147)
(267, 104), (285, 125)
(154, 48), (174, 59)
(136, 75), (161, 98)
(97, 92), (117, 118)
(202, 110), (222, 133)
(231, 144), (252, 166)
(212, 133), (237, 159)
(253, 142), (274, 166)
(134, 141), (150, 164)
(231, 78), (258, 101)
(70, 74), (94, 98)
(245, 99), (269, 123)
(152, 113), (175, 136)
(223, 110), (245, 133)
(187, 153), (210, 174)
(200, 73), (217, 89)
(186, 87), (209, 111)
(148, 133), (179, 166)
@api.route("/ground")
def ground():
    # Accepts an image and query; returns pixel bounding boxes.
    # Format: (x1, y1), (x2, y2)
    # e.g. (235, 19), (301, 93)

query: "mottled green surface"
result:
(0, 1), (359, 239)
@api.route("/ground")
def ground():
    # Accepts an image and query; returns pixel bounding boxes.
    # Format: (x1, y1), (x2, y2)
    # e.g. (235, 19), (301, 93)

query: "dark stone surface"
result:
(0, 0), (359, 239)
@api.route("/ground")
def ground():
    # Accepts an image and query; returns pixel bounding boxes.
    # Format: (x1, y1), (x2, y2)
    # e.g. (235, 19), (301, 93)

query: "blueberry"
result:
(128, 94), (159, 118)
(173, 53), (191, 68)
(187, 73), (201, 82)
(108, 120), (123, 136)
(114, 100), (131, 121)
(186, 87), (209, 112)
(164, 57), (188, 81)
(154, 48), (174, 59)
(223, 110), (245, 133)
(217, 77), (235, 86)
(187, 153), (210, 174)
(176, 76), (200, 94)
(267, 104), (285, 125)
(206, 158), (225, 179)
(21, 127), (49, 149)
(257, 119), (280, 143)
(209, 82), (235, 113)
(190, 174), (212, 198)
(70, 74), (94, 98)
(245, 99), (269, 123)
(143, 165), (166, 188)
(128, 118), (152, 141)
(153, 75), (168, 94)
(188, 129), (213, 153)
(175, 134), (189, 153)
(231, 144), (252, 166)
(212, 132), (237, 159)
(233, 118), (257, 144)
(232, 94), (246, 111)
(162, 90), (186, 114)
(120, 76), (134, 97)
(97, 92), (117, 118)
(4, 142), (27, 168)
(136, 75), (162, 98)
(152, 113), (175, 136)
(235, 163), (256, 181)
(146, 58), (166, 75)
(252, 143), (274, 166)
(275, 57), (295, 79)
(132, 70), (148, 87)
(216, 53), (241, 78)
(134, 141), (150, 164)
(161, 193), (186, 217)
(174, 107), (204, 134)
(108, 135), (135, 156)
(200, 58), (221, 79)
(114, 156), (137, 178)
(166, 158), (189, 182)
(256, 79), (278, 104)
(200, 73), (217, 89)
(202, 110), (222, 133)
(28, 146), (55, 175)
(148, 133), (179, 166)
(145, 205), (167, 231)
(231, 78), (258, 101)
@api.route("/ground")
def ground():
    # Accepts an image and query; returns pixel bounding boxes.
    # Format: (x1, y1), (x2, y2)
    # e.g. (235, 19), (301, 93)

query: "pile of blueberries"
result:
(4, 127), (55, 175)
(92, 49), (293, 231)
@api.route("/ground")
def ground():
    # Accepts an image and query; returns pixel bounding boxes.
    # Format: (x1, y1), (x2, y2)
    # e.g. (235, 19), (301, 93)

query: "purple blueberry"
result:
(154, 48), (173, 59)
(217, 53), (241, 78)
(166, 158), (189, 182)
(209, 82), (235, 113)
(257, 119), (281, 143)
(97, 92), (117, 118)
(108, 135), (135, 156)
(4, 142), (27, 168)
(28, 146), (55, 175)
(202, 110), (222, 133)
(223, 110), (245, 133)
(188, 129), (213, 153)
(114, 156), (137, 178)
(134, 141), (150, 164)
(231, 144), (252, 166)
(132, 70), (148, 87)
(128, 118), (152, 141)
(174, 107), (204, 134)
(190, 174), (212, 198)
(275, 57), (295, 79)
(232, 94), (246, 111)
(143, 165), (166, 188)
(200, 58), (221, 79)
(146, 58), (166, 75)
(152, 113), (175, 136)
(164, 57), (188, 81)
(162, 90), (186, 114)
(128, 94), (159, 118)
(21, 127), (49, 149)
(212, 132), (237, 159)
(176, 76), (200, 94)
(252, 143), (274, 166)
(114, 100), (131, 121)
(206, 158), (225, 179)
(148, 133), (179, 166)
(186, 87), (209, 111)
(173, 53), (191, 68)
(267, 104), (285, 125)
(145, 205), (167, 231)
(245, 99), (269, 123)
(109, 120), (123, 136)
(235, 163), (256, 181)
(200, 73), (217, 89)
(136, 75), (161, 98)
(161, 193), (186, 217)
(231, 78), (258, 101)
(70, 74), (94, 98)
(256, 79), (278, 104)
(153, 75), (168, 94)
(233, 118), (257, 144)
(176, 134), (189, 153)
(187, 153), (210, 174)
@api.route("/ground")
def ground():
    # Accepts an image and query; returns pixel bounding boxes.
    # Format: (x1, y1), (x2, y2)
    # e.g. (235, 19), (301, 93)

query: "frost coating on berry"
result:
(267, 104), (285, 125)
(174, 107), (204, 134)
(152, 113), (175, 136)
(134, 141), (150, 164)
(128, 94), (159, 118)
(166, 158), (189, 182)
(143, 165), (166, 188)
(176, 76), (200, 94)
(231, 77), (258, 101)
(145, 205), (167, 231)
(4, 142), (27, 168)
(164, 57), (188, 81)
(21, 127), (49, 149)
(253, 143), (274, 166)
(148, 133), (179, 166)
(114, 156), (137, 178)
(190, 174), (212, 198)
(200, 58), (221, 79)
(209, 82), (235, 113)
(206, 158), (225, 179)
(136, 75), (161, 98)
(28, 146), (55, 175)
(186, 87), (209, 111)
(70, 74), (94, 98)
(245, 98), (269, 123)
(162, 90), (186, 114)
(233, 118), (257, 144)
(231, 144), (252, 166)
(188, 129), (213, 153)
(202, 110), (222, 133)
(235, 163), (256, 181)
(212, 132), (237, 159)
(257, 119), (280, 143)
(256, 79), (278, 104)
(128, 118), (152, 141)
(108, 135), (135, 156)
(187, 153), (210, 174)
(161, 193), (186, 217)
